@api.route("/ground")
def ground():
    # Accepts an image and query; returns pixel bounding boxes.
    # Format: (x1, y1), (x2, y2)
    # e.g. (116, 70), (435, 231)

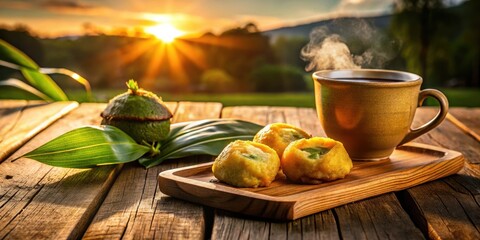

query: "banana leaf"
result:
(0, 39), (38, 70)
(18, 125), (150, 168)
(0, 78), (51, 100)
(21, 67), (68, 101)
(40, 68), (92, 100)
(17, 119), (263, 169)
(139, 119), (263, 168)
(0, 40), (70, 101)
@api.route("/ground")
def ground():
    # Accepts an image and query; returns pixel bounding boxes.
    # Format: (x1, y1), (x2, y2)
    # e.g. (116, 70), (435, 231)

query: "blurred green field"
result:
(425, 88), (480, 107)
(161, 93), (316, 108)
(68, 88), (479, 108)
(69, 90), (317, 108)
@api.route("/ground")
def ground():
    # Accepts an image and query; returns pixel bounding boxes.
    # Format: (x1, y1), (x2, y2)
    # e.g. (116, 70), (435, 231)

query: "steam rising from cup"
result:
(301, 19), (396, 71)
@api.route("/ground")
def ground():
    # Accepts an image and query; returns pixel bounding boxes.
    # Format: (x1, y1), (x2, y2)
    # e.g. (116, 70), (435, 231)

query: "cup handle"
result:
(399, 89), (449, 145)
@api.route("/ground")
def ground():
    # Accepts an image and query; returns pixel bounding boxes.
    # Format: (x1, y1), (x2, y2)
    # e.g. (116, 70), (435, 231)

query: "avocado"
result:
(100, 80), (173, 144)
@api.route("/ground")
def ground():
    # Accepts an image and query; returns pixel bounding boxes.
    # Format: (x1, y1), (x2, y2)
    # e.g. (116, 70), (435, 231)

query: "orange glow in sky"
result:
(0, 0), (398, 37)
(144, 23), (185, 43)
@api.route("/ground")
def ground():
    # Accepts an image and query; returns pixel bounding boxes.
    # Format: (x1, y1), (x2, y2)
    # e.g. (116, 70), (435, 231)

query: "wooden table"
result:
(0, 100), (479, 239)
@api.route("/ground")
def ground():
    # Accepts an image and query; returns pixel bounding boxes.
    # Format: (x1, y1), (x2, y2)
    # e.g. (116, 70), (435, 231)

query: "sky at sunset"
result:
(0, 0), (461, 37)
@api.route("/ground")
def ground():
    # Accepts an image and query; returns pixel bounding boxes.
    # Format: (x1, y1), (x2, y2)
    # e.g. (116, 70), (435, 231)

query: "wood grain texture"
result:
(210, 106), (428, 239)
(448, 108), (480, 142)
(412, 108), (480, 165)
(212, 210), (339, 240)
(211, 106), (339, 239)
(0, 103), (120, 239)
(1, 101), (478, 239)
(212, 106), (330, 239)
(159, 143), (463, 220)
(0, 100), (78, 162)
(399, 107), (480, 239)
(334, 194), (425, 239)
(83, 102), (221, 240)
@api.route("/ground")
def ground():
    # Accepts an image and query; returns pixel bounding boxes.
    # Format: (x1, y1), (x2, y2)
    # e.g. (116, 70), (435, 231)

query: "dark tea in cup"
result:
(313, 69), (448, 160)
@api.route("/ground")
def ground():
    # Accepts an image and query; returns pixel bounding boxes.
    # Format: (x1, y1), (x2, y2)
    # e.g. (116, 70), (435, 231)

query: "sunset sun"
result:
(145, 23), (184, 43)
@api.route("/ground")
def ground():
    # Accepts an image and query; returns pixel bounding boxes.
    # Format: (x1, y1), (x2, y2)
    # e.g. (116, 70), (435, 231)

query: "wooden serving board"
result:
(158, 142), (464, 220)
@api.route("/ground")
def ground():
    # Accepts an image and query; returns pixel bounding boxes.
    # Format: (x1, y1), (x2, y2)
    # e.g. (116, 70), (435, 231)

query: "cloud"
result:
(41, 0), (94, 10)
(39, 0), (111, 15)
(1, 0), (109, 14)
(336, 0), (394, 14)
(0, 0), (34, 10)
(0, 0), (400, 37)
(0, 16), (86, 37)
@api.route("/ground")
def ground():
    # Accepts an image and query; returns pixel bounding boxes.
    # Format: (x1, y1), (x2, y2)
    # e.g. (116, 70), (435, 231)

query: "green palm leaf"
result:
(21, 68), (68, 101)
(40, 68), (92, 100)
(139, 119), (263, 168)
(0, 78), (51, 100)
(20, 125), (150, 168)
(0, 39), (69, 101)
(0, 39), (38, 70)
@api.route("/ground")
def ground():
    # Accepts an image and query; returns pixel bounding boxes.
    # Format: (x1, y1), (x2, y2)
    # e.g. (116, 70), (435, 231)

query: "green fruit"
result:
(101, 119), (170, 143)
(101, 80), (172, 143)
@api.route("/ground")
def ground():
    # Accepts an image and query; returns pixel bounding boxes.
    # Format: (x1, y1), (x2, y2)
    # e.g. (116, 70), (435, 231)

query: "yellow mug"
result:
(313, 69), (448, 160)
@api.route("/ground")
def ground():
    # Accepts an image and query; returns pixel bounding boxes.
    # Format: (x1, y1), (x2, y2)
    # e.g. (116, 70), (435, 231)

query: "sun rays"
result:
(105, 18), (262, 93)
(116, 37), (206, 91)
(145, 23), (185, 43)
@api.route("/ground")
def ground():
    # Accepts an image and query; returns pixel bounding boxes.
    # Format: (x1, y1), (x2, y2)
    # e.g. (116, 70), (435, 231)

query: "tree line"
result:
(0, 0), (478, 94)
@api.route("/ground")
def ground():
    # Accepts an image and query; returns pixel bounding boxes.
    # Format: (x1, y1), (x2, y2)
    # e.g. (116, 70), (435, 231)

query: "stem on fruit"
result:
(126, 79), (139, 94)
(142, 140), (161, 156)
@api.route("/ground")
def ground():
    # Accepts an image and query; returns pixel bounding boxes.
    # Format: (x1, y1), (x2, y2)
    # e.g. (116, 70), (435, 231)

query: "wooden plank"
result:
(213, 106), (314, 239)
(398, 107), (480, 239)
(211, 211), (270, 239)
(216, 106), (337, 239)
(412, 108), (480, 165)
(212, 106), (424, 239)
(0, 100), (78, 162)
(335, 194), (425, 239)
(0, 103), (120, 239)
(83, 102), (222, 239)
(159, 142), (463, 220)
(0, 102), (180, 239)
(448, 108), (480, 142)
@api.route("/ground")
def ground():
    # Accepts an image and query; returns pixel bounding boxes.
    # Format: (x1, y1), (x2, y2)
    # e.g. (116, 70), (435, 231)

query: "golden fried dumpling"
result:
(281, 137), (352, 184)
(253, 123), (311, 158)
(212, 140), (280, 188)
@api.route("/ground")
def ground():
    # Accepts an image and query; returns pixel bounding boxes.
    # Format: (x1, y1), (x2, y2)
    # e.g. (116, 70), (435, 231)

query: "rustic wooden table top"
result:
(0, 100), (479, 239)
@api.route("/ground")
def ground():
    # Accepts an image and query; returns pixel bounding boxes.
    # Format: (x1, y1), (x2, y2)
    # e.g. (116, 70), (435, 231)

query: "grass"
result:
(161, 93), (316, 108)
(67, 88), (479, 108)
(422, 88), (480, 107)
(68, 89), (316, 108)
(437, 88), (480, 107)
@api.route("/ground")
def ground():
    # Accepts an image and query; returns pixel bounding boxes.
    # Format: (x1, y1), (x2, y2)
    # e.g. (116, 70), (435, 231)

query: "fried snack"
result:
(253, 123), (311, 158)
(281, 137), (352, 184)
(212, 140), (280, 188)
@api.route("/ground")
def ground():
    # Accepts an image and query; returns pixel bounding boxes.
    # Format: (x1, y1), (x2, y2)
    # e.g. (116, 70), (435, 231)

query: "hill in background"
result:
(263, 15), (391, 41)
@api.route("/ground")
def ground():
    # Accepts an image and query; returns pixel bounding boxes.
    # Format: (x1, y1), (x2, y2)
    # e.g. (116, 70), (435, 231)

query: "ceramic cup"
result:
(313, 69), (449, 160)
